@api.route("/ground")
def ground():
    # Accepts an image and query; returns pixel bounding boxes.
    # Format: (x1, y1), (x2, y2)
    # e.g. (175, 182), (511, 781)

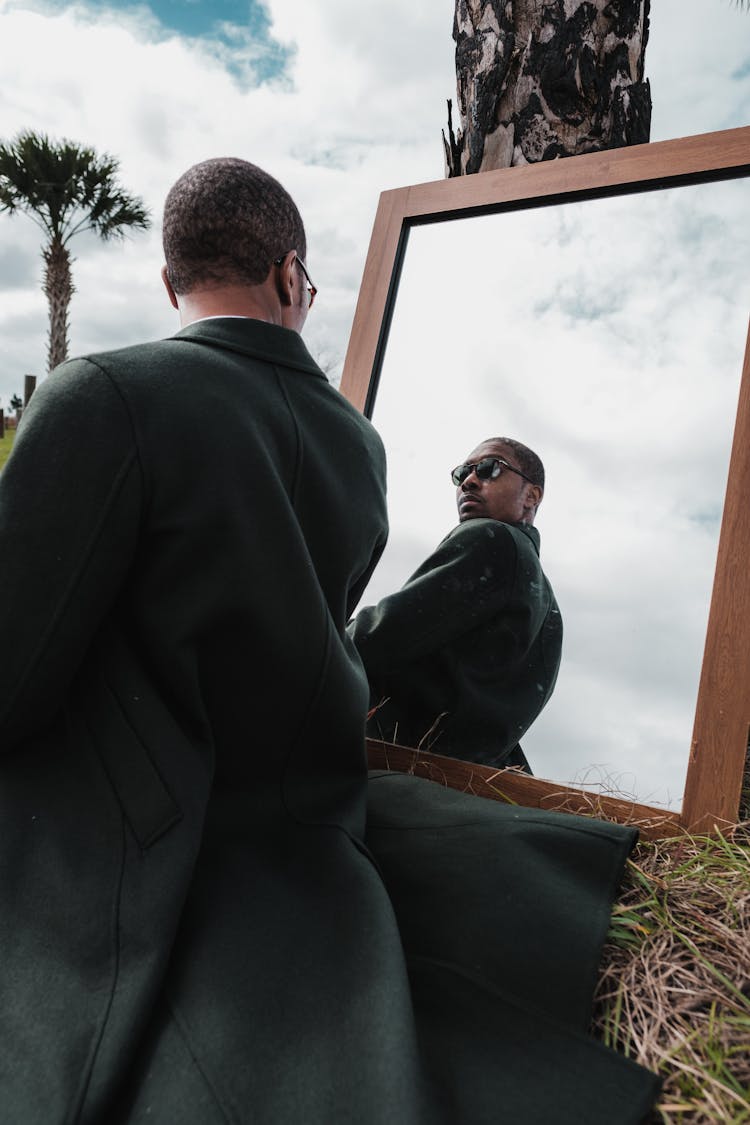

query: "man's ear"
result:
(274, 250), (296, 308)
(524, 483), (543, 515)
(161, 265), (179, 310)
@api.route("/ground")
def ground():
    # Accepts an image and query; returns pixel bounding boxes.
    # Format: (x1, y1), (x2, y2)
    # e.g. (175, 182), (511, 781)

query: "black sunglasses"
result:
(274, 253), (317, 308)
(451, 457), (534, 487)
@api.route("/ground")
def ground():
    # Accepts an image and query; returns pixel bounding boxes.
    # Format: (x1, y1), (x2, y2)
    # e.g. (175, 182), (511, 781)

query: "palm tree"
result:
(0, 130), (150, 372)
(444, 0), (653, 174)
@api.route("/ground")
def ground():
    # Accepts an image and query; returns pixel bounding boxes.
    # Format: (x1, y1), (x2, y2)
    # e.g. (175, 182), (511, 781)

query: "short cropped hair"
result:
(162, 157), (306, 294)
(489, 437), (545, 490)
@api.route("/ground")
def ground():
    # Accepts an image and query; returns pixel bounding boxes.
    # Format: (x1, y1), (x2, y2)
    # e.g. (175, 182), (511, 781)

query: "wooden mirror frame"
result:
(341, 126), (750, 838)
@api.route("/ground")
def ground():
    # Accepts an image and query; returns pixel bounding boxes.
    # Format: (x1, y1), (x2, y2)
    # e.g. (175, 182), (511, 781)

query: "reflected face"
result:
(455, 441), (539, 525)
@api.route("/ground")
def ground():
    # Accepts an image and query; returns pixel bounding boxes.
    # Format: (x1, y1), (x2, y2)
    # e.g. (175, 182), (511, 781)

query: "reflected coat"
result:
(350, 518), (562, 768)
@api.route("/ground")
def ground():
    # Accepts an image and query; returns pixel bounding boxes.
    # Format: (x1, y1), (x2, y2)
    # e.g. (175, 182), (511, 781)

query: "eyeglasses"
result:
(274, 253), (318, 308)
(451, 457), (534, 487)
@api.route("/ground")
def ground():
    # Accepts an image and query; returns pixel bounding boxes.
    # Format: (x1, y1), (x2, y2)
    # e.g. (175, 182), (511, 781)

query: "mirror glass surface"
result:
(353, 179), (750, 810)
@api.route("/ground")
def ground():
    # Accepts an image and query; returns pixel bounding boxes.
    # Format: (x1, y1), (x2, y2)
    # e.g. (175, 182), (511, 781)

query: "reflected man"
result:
(349, 437), (562, 771)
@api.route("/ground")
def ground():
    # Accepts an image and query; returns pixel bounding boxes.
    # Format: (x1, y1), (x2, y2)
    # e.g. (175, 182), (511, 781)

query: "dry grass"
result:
(593, 824), (750, 1123)
(367, 732), (750, 1120)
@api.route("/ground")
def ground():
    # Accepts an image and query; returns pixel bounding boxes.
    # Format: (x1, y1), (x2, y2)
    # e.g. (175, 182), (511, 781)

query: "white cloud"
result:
(648, 0), (750, 140)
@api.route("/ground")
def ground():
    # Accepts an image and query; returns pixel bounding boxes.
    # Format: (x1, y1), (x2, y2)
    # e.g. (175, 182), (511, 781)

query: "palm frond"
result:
(0, 129), (150, 242)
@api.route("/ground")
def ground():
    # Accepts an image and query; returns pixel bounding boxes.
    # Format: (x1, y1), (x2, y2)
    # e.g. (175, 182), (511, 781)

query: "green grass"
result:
(0, 428), (16, 470)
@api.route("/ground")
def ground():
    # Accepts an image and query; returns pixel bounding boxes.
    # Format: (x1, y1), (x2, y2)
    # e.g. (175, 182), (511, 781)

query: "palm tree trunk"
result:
(444, 0), (651, 176)
(42, 236), (74, 372)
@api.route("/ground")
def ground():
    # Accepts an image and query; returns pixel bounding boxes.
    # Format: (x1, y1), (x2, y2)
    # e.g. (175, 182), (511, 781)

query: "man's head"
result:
(161, 157), (313, 330)
(452, 437), (544, 526)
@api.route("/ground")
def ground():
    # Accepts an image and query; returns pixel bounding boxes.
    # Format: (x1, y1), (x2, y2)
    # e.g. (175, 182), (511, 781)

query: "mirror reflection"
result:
(351, 179), (750, 810)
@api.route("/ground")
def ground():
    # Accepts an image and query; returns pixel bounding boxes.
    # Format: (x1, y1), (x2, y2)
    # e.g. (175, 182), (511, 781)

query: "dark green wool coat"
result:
(350, 518), (562, 769)
(0, 319), (657, 1123)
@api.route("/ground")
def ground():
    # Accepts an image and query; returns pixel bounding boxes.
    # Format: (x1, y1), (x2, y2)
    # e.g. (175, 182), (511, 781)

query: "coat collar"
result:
(515, 522), (541, 555)
(448, 518), (541, 555)
(172, 317), (325, 379)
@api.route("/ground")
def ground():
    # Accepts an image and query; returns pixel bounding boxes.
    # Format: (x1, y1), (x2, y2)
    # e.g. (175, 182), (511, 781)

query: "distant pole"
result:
(24, 375), (37, 406)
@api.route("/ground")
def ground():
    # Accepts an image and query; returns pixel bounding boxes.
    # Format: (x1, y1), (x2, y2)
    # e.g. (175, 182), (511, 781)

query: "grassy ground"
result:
(0, 428), (16, 470)
(593, 824), (750, 1123)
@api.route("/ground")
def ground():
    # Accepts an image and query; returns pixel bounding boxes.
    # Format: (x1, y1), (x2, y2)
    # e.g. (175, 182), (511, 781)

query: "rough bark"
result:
(443, 0), (651, 176)
(42, 236), (74, 372)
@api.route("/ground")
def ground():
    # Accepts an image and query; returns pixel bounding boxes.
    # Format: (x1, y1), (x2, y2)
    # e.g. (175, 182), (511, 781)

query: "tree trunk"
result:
(443, 0), (651, 176)
(42, 236), (74, 372)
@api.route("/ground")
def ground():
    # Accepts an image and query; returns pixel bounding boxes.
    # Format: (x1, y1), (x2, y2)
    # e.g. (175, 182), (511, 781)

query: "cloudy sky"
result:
(0, 0), (460, 395)
(1, 0), (749, 807)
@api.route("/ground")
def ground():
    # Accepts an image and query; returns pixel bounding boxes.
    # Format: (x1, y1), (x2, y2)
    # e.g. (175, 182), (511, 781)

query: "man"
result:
(0, 164), (657, 1124)
(350, 437), (562, 771)
(0, 157), (394, 1122)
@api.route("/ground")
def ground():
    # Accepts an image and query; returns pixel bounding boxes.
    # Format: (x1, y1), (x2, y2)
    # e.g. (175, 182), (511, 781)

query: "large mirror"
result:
(342, 127), (750, 835)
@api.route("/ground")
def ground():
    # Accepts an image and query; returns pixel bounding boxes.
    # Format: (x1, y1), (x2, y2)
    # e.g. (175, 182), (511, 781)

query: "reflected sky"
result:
(355, 178), (750, 810)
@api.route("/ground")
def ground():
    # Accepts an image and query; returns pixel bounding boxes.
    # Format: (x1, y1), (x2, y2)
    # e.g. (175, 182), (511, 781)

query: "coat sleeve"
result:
(346, 529), (389, 622)
(348, 519), (518, 675)
(0, 358), (142, 749)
